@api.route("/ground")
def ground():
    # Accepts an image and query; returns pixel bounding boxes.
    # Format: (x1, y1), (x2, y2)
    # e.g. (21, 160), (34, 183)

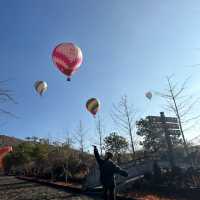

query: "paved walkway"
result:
(0, 176), (101, 200)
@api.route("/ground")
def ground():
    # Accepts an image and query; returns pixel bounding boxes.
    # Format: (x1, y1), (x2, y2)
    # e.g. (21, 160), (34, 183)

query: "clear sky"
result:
(1, 0), (200, 149)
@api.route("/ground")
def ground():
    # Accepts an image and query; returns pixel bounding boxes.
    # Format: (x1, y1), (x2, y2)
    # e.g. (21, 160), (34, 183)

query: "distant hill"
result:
(0, 135), (23, 147)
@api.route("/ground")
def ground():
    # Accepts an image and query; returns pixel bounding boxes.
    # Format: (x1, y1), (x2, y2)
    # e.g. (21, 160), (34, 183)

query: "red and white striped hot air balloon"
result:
(52, 42), (83, 81)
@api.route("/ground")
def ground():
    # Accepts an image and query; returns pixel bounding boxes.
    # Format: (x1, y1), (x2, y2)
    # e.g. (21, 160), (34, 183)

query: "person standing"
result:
(93, 145), (128, 200)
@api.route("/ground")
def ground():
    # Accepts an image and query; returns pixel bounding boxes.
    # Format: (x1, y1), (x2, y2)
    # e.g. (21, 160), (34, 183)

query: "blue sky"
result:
(1, 0), (200, 149)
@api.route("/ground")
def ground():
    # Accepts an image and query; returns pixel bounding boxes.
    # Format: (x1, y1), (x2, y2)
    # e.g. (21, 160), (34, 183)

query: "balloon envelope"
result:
(0, 146), (12, 169)
(52, 42), (83, 80)
(86, 98), (100, 116)
(145, 92), (152, 100)
(34, 81), (48, 96)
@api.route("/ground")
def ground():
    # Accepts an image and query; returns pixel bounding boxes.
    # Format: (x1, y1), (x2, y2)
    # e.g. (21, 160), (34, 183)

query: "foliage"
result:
(104, 132), (128, 163)
(2, 138), (93, 182)
(136, 117), (181, 156)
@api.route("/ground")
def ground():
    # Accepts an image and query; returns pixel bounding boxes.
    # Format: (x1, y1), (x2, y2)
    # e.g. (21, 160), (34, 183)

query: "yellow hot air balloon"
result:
(34, 81), (48, 96)
(86, 98), (100, 116)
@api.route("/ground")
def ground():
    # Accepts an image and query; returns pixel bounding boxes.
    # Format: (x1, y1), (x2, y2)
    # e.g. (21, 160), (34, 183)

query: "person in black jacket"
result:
(93, 145), (128, 200)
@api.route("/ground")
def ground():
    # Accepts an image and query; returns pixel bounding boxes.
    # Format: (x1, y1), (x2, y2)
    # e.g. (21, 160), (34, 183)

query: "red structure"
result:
(0, 146), (13, 169)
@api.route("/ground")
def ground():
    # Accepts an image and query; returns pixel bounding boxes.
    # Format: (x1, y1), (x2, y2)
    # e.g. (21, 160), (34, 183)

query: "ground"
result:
(0, 176), (101, 200)
(0, 176), (196, 200)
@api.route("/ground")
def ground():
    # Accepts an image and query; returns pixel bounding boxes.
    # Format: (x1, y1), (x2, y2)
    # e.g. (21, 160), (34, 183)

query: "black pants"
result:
(103, 185), (115, 200)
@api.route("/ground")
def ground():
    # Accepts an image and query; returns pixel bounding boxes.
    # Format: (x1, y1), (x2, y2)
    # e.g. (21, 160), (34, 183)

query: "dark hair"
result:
(106, 152), (113, 159)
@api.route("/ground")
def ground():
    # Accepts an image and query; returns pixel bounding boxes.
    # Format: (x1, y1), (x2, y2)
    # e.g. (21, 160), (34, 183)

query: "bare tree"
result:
(74, 120), (87, 153)
(64, 131), (73, 148)
(111, 95), (138, 159)
(158, 75), (200, 156)
(0, 80), (17, 117)
(96, 115), (105, 156)
(62, 131), (73, 183)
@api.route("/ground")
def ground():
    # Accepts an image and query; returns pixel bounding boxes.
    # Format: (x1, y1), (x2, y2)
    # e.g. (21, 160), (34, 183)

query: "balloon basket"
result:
(67, 77), (71, 81)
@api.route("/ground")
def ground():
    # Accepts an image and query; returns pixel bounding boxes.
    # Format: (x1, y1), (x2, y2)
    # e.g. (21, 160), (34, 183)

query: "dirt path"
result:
(0, 176), (101, 200)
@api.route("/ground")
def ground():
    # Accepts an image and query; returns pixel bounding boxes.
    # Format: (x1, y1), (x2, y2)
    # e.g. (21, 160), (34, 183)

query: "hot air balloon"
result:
(86, 98), (100, 117)
(0, 146), (12, 169)
(34, 81), (48, 96)
(145, 91), (152, 100)
(52, 42), (83, 81)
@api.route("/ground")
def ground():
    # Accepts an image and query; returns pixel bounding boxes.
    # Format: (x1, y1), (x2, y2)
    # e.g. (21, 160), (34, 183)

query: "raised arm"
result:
(93, 146), (103, 165)
(113, 164), (128, 177)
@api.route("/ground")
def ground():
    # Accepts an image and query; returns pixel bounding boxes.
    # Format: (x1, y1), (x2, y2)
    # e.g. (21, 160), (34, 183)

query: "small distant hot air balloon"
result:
(145, 91), (152, 100)
(52, 42), (83, 81)
(86, 98), (100, 117)
(34, 81), (48, 96)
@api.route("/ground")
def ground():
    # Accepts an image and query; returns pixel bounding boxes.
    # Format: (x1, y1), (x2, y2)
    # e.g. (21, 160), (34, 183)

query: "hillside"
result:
(0, 135), (23, 147)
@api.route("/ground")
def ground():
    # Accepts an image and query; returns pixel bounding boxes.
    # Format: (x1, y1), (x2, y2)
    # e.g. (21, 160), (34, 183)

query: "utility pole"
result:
(160, 112), (176, 169)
